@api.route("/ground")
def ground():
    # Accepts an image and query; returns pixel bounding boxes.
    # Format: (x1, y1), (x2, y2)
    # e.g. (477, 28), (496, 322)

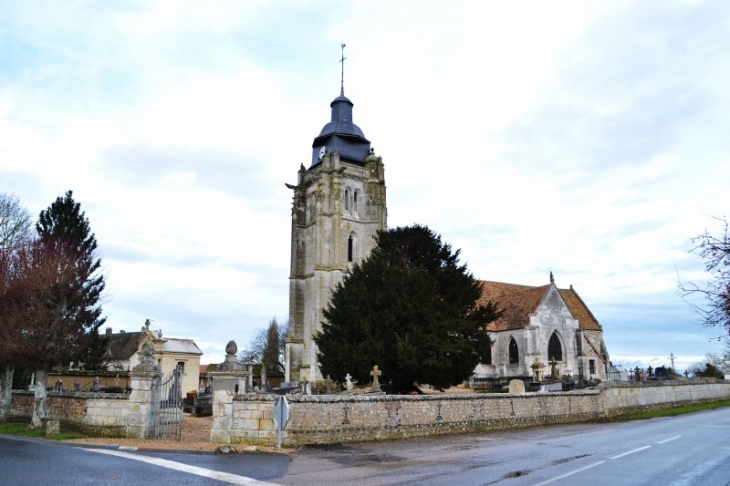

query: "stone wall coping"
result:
(227, 381), (727, 404)
(231, 390), (602, 404)
(12, 390), (129, 400)
(597, 379), (727, 389)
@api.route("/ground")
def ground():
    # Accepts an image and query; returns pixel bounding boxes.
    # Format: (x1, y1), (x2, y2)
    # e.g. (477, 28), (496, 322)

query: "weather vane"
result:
(339, 43), (347, 95)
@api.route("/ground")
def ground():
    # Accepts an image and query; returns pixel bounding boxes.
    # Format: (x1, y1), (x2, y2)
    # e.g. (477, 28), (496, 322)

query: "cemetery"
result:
(208, 362), (730, 447)
(6, 338), (730, 446)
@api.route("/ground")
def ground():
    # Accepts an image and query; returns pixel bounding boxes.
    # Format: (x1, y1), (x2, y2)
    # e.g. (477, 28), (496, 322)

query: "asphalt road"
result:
(2, 407), (729, 485)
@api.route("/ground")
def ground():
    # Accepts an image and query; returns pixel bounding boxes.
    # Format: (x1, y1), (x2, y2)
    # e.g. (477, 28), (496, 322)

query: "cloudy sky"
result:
(1, 1), (728, 373)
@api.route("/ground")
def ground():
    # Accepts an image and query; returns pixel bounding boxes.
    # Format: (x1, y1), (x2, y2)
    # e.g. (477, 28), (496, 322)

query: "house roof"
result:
(106, 332), (143, 360)
(478, 281), (602, 332)
(105, 331), (204, 360)
(163, 338), (203, 355)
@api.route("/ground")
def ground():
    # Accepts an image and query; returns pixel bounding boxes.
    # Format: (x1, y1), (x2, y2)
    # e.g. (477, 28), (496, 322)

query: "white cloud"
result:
(1, 0), (728, 367)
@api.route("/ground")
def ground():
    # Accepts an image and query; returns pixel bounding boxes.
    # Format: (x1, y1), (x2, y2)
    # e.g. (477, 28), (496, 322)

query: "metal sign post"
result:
(273, 396), (289, 449)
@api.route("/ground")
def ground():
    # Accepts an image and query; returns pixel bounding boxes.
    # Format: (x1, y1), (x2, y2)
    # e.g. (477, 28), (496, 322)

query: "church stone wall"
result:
(211, 380), (730, 446)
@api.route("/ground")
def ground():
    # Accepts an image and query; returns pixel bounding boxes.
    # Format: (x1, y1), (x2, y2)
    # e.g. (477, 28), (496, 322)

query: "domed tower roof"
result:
(310, 88), (371, 167)
(310, 45), (371, 167)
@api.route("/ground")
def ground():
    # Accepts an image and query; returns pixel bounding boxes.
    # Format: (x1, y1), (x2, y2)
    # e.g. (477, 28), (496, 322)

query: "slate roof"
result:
(478, 281), (602, 332)
(106, 332), (203, 360)
(163, 339), (203, 355)
(106, 332), (143, 361)
(310, 91), (371, 167)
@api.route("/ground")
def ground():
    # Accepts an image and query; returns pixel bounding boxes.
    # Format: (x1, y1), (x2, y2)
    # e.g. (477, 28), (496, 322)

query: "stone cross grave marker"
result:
(345, 373), (353, 391)
(370, 365), (382, 392)
(549, 357), (560, 381)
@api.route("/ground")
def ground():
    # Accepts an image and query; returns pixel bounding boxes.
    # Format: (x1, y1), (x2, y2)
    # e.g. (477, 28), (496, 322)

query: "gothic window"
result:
(508, 337), (519, 364)
(548, 332), (563, 361)
(481, 340), (492, 365)
(353, 190), (359, 213)
(344, 187), (351, 211)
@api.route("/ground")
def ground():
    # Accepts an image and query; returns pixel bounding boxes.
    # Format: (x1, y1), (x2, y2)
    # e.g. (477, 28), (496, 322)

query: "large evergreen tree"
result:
(36, 189), (106, 357)
(315, 224), (500, 391)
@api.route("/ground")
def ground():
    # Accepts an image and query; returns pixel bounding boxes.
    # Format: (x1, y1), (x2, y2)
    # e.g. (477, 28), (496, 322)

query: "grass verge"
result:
(0, 422), (85, 440)
(617, 400), (730, 421)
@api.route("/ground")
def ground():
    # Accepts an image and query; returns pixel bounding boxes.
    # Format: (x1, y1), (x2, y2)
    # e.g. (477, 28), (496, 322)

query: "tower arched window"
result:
(347, 233), (358, 262)
(548, 332), (563, 361)
(344, 188), (351, 211)
(353, 190), (359, 213)
(508, 337), (519, 364)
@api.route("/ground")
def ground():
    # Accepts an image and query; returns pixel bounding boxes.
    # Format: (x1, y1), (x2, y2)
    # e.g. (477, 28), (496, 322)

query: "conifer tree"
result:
(315, 224), (500, 391)
(36, 189), (107, 354)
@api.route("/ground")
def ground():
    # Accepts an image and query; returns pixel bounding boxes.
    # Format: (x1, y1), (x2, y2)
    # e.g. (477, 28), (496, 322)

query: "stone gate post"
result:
(126, 342), (160, 439)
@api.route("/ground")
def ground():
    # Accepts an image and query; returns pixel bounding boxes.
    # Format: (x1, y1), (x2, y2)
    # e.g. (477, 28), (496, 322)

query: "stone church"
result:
(285, 81), (608, 386)
(474, 275), (609, 384)
(285, 85), (387, 384)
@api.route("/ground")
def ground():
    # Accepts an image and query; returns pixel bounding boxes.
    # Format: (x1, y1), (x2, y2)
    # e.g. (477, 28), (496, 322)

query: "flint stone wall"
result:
(10, 390), (130, 437)
(211, 380), (730, 447)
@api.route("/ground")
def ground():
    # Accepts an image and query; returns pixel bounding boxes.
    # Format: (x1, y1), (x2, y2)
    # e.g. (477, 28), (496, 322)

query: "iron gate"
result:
(148, 369), (183, 440)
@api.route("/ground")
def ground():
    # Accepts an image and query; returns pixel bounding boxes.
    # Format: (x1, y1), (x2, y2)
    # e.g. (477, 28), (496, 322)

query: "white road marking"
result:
(532, 461), (606, 486)
(84, 448), (278, 485)
(611, 445), (651, 459)
(657, 435), (682, 444)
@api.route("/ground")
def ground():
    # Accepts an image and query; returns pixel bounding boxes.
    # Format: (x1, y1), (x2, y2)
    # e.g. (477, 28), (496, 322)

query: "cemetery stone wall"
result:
(10, 390), (130, 437)
(211, 380), (730, 447)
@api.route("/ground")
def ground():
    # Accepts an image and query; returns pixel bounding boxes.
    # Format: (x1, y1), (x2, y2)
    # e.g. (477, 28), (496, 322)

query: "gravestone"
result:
(370, 365), (382, 392)
(345, 373), (354, 391)
(45, 420), (60, 436)
(549, 358), (560, 381)
(509, 379), (525, 394)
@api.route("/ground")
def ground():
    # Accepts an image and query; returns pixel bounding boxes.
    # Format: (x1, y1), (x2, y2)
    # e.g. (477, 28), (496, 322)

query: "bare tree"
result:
(0, 239), (89, 428)
(0, 193), (32, 249)
(238, 318), (288, 376)
(679, 216), (730, 337)
(0, 193), (32, 421)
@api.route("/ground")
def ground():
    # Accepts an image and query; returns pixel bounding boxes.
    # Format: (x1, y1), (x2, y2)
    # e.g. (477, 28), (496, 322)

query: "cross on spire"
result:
(339, 43), (347, 96)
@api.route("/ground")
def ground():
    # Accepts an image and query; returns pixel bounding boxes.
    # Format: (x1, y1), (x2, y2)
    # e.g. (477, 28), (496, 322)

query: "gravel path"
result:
(68, 415), (221, 452)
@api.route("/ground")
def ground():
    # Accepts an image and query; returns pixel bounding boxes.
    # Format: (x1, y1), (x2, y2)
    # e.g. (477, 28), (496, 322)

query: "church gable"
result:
(480, 280), (602, 332)
(474, 277), (608, 383)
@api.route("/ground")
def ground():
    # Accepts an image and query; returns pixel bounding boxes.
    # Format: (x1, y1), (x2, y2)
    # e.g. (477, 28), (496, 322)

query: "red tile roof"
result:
(478, 281), (602, 332)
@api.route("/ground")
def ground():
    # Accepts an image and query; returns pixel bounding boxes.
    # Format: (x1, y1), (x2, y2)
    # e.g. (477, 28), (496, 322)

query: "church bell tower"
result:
(285, 53), (387, 384)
